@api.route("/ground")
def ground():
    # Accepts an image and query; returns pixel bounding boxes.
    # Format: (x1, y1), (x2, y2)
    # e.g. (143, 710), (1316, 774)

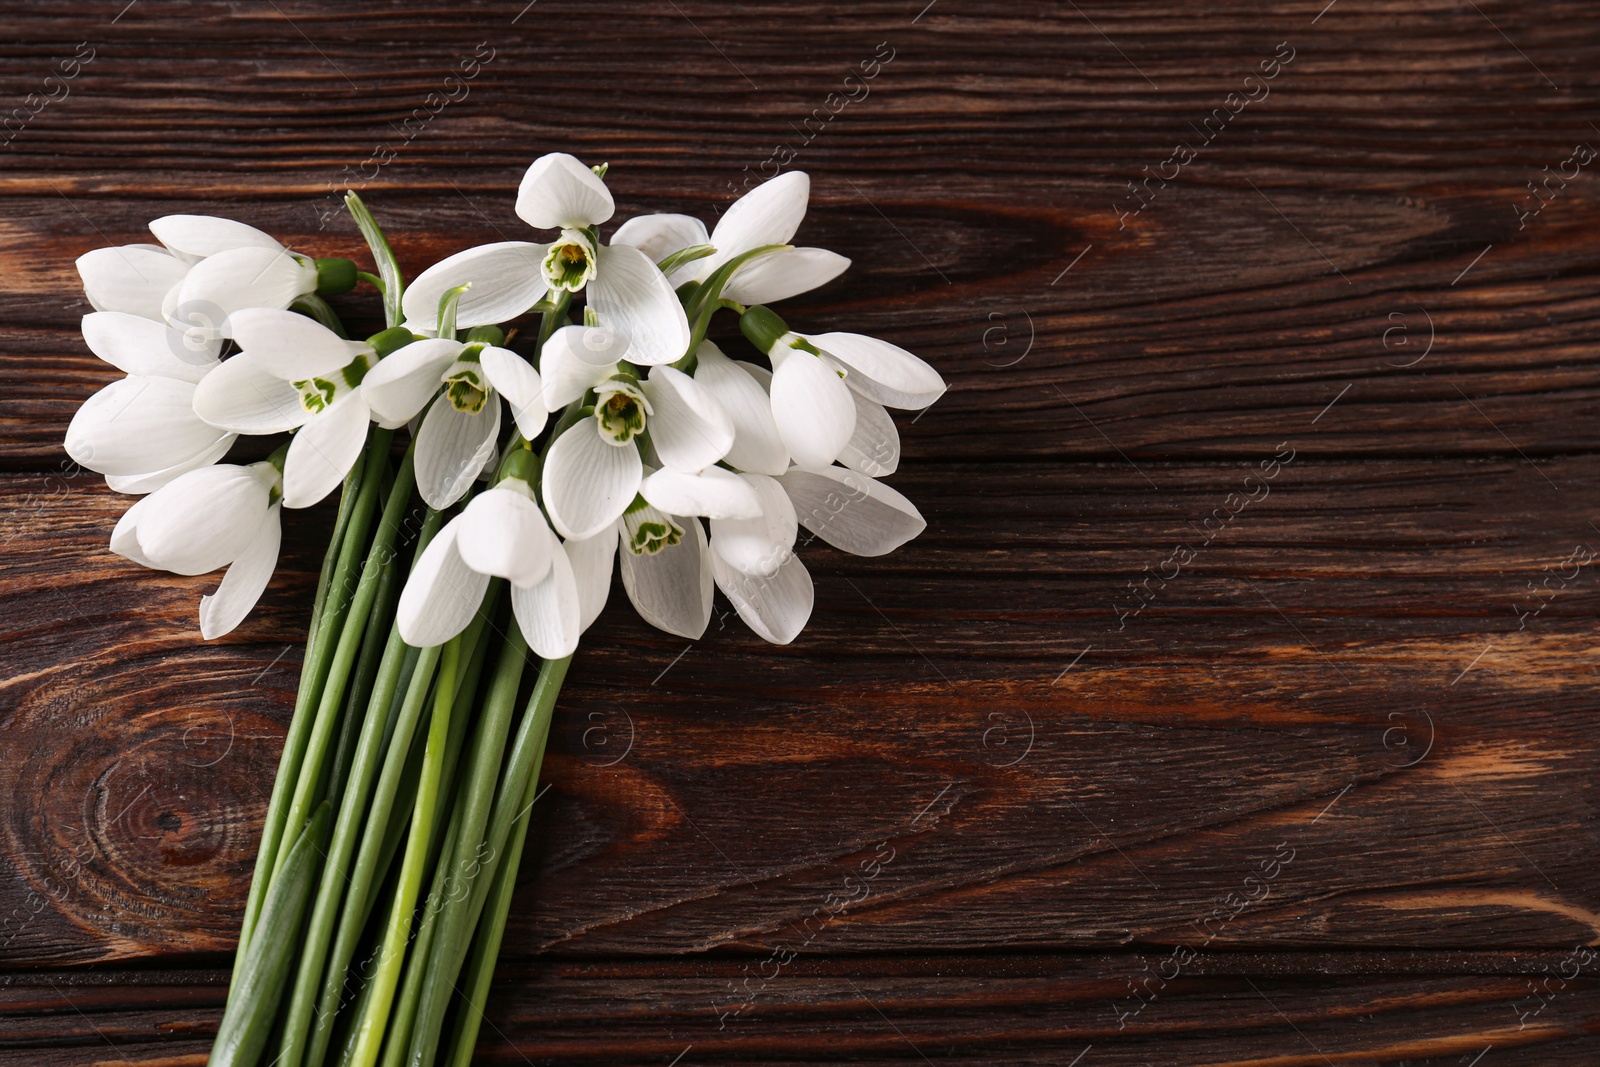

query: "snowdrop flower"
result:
(611, 170), (849, 305)
(704, 465), (928, 645)
(362, 330), (544, 509)
(64, 311), (235, 493)
(77, 215), (355, 342)
(689, 341), (789, 476)
(399, 153), (690, 364)
(110, 460), (283, 639)
(599, 460), (765, 639)
(396, 452), (581, 658)
(535, 324), (736, 540)
(738, 305), (945, 472)
(538, 507), (716, 643)
(192, 308), (395, 508)
(76, 243), (192, 323)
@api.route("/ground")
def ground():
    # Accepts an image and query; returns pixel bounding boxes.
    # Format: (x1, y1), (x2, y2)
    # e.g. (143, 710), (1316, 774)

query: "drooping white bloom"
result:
(400, 153), (690, 364)
(690, 341), (789, 476)
(710, 472), (816, 639)
(191, 308), (377, 508)
(77, 216), (325, 343)
(64, 311), (235, 493)
(705, 465), (926, 645)
(738, 305), (945, 474)
(555, 508), (717, 642)
(611, 170), (850, 304)
(361, 338), (544, 509)
(395, 474), (581, 658)
(535, 324), (736, 541)
(110, 461), (284, 639)
(76, 243), (192, 323)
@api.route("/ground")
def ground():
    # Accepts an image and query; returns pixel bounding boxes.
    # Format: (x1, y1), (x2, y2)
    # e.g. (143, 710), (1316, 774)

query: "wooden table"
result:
(3, 2), (1598, 1063)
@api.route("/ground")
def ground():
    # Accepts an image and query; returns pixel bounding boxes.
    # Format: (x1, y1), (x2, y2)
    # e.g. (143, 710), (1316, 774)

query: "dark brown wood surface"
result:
(4, 1), (1600, 1063)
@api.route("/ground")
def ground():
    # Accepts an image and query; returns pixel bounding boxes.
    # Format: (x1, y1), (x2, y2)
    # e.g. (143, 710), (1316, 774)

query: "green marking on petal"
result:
(443, 350), (490, 413)
(542, 229), (598, 293)
(593, 376), (649, 444)
(292, 376), (337, 414)
(624, 499), (683, 556)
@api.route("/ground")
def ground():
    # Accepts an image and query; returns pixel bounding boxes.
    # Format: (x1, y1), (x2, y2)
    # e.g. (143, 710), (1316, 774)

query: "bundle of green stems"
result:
(209, 195), (570, 1067)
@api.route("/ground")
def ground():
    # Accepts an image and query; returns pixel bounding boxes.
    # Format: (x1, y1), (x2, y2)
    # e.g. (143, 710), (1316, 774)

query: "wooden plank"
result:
(2, 955), (1598, 1065)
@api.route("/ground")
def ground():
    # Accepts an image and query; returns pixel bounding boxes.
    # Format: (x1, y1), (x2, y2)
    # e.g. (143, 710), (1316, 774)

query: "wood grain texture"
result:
(3, 0), (1600, 1062)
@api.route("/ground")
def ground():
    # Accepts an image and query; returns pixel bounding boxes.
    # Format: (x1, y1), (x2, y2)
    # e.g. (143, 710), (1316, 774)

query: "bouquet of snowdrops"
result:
(64, 153), (945, 1067)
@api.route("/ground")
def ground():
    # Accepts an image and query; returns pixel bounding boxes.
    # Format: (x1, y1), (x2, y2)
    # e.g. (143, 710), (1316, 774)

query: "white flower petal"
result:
(703, 171), (810, 277)
(707, 473), (796, 578)
(565, 528), (616, 632)
(722, 247), (850, 305)
(110, 496), (156, 567)
(710, 546), (813, 645)
(82, 311), (220, 383)
(778, 465), (926, 557)
(105, 435), (236, 495)
(199, 504), (282, 639)
(456, 486), (554, 587)
(610, 213), (710, 282)
(173, 246), (317, 328)
(192, 352), (309, 434)
(136, 463), (275, 575)
(228, 307), (371, 380)
(837, 395), (900, 477)
(642, 365), (734, 472)
(65, 376), (233, 477)
(510, 541), (582, 659)
(641, 465), (761, 520)
(397, 522), (490, 648)
(537, 326), (620, 411)
(149, 215), (282, 260)
(807, 332), (946, 410)
(360, 337), (463, 427)
(589, 244), (691, 366)
(281, 393), (371, 509)
(618, 517), (712, 640)
(542, 420), (642, 540)
(769, 348), (856, 472)
(415, 396), (501, 510)
(400, 242), (549, 331)
(77, 246), (189, 321)
(516, 152), (615, 230)
(478, 346), (547, 438)
(693, 342), (788, 475)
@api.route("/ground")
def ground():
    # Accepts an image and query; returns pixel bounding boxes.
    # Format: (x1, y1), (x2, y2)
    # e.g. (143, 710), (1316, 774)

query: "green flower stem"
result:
(402, 628), (532, 1066)
(274, 445), (419, 1067)
(424, 617), (495, 872)
(233, 431), (384, 979)
(674, 244), (791, 368)
(290, 293), (349, 339)
(277, 433), (404, 881)
(345, 192), (404, 329)
(441, 655), (572, 1067)
(537, 290), (572, 350)
(323, 552), (402, 807)
(345, 637), (460, 1067)
(303, 511), (447, 1067)
(376, 781), (469, 1067)
(208, 802), (332, 1067)
(372, 599), (503, 1066)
